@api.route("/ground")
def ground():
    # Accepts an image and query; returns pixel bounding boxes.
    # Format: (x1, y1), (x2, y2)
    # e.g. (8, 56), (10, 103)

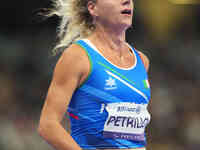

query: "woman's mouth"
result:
(121, 9), (132, 16)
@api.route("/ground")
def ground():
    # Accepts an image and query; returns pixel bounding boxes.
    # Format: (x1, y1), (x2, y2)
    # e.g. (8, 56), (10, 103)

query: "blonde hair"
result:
(48, 0), (96, 55)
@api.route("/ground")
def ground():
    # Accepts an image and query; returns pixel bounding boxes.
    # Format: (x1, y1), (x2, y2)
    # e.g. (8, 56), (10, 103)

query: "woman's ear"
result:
(87, 1), (98, 17)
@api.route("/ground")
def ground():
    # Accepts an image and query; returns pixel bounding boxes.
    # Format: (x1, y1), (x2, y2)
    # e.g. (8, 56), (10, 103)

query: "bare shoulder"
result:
(53, 43), (90, 87)
(137, 50), (150, 72)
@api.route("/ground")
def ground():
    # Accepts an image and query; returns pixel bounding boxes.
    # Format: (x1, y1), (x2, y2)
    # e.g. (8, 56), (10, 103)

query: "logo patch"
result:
(104, 77), (117, 90)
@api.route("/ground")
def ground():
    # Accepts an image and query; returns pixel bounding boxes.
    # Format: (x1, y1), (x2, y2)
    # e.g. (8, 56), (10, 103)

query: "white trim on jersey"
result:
(82, 39), (137, 70)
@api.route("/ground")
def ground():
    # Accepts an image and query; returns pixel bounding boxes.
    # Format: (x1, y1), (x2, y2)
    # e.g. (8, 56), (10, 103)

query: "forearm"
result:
(38, 120), (82, 150)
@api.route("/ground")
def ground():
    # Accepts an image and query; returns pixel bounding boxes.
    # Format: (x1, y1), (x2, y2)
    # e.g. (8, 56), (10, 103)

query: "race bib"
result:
(103, 102), (151, 141)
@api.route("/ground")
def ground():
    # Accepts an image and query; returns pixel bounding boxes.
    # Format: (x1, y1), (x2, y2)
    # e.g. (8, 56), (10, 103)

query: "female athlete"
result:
(38, 0), (151, 150)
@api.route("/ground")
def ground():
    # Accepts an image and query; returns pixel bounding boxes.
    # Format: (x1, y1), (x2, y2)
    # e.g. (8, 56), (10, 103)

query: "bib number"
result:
(103, 102), (150, 141)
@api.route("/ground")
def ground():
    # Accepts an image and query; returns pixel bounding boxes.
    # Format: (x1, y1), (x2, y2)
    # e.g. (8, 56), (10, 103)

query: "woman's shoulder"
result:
(61, 43), (90, 64)
(54, 43), (91, 78)
(136, 50), (150, 72)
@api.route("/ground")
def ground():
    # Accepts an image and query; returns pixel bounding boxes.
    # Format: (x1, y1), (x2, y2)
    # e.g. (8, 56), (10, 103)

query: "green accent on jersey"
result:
(97, 61), (136, 85)
(76, 44), (93, 88)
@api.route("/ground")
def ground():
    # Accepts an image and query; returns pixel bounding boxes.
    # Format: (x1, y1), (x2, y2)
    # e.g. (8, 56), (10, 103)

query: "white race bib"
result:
(103, 102), (151, 141)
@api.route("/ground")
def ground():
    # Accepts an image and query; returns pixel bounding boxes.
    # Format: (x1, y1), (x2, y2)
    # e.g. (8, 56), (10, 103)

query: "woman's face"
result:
(89, 0), (134, 30)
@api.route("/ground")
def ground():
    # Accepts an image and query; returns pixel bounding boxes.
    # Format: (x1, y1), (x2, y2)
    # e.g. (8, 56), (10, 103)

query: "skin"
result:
(38, 0), (149, 150)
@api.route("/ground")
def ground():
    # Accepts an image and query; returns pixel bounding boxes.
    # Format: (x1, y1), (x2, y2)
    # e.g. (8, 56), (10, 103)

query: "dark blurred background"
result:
(0, 0), (200, 150)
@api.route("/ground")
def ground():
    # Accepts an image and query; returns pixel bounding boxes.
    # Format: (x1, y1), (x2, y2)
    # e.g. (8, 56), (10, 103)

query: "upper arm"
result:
(137, 51), (150, 72)
(39, 44), (89, 124)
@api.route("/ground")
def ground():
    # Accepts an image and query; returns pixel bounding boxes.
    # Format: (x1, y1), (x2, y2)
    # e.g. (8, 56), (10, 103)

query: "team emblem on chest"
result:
(104, 76), (117, 90)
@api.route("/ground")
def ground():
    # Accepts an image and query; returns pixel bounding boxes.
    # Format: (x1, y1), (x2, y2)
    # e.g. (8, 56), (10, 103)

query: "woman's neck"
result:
(91, 24), (127, 52)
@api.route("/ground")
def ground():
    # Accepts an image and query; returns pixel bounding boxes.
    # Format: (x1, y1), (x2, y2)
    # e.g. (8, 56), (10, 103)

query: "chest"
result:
(86, 61), (151, 104)
(99, 49), (135, 69)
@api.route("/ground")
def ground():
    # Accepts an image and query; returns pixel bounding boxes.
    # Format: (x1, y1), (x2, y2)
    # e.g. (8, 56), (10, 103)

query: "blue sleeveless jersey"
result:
(68, 39), (151, 149)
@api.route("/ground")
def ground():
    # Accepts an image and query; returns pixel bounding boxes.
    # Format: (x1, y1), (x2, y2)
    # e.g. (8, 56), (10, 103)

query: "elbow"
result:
(37, 120), (52, 138)
(37, 121), (46, 138)
(37, 119), (60, 138)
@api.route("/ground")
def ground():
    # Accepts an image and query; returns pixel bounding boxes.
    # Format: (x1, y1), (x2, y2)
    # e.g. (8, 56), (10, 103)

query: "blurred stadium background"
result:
(0, 0), (200, 150)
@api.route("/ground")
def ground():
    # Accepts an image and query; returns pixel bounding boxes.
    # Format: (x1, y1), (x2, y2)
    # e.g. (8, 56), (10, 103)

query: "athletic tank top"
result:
(68, 39), (151, 149)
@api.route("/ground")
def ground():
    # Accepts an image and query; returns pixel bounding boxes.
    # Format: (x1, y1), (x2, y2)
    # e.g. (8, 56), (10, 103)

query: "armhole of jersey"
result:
(75, 43), (93, 88)
(134, 49), (149, 74)
(137, 50), (145, 66)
